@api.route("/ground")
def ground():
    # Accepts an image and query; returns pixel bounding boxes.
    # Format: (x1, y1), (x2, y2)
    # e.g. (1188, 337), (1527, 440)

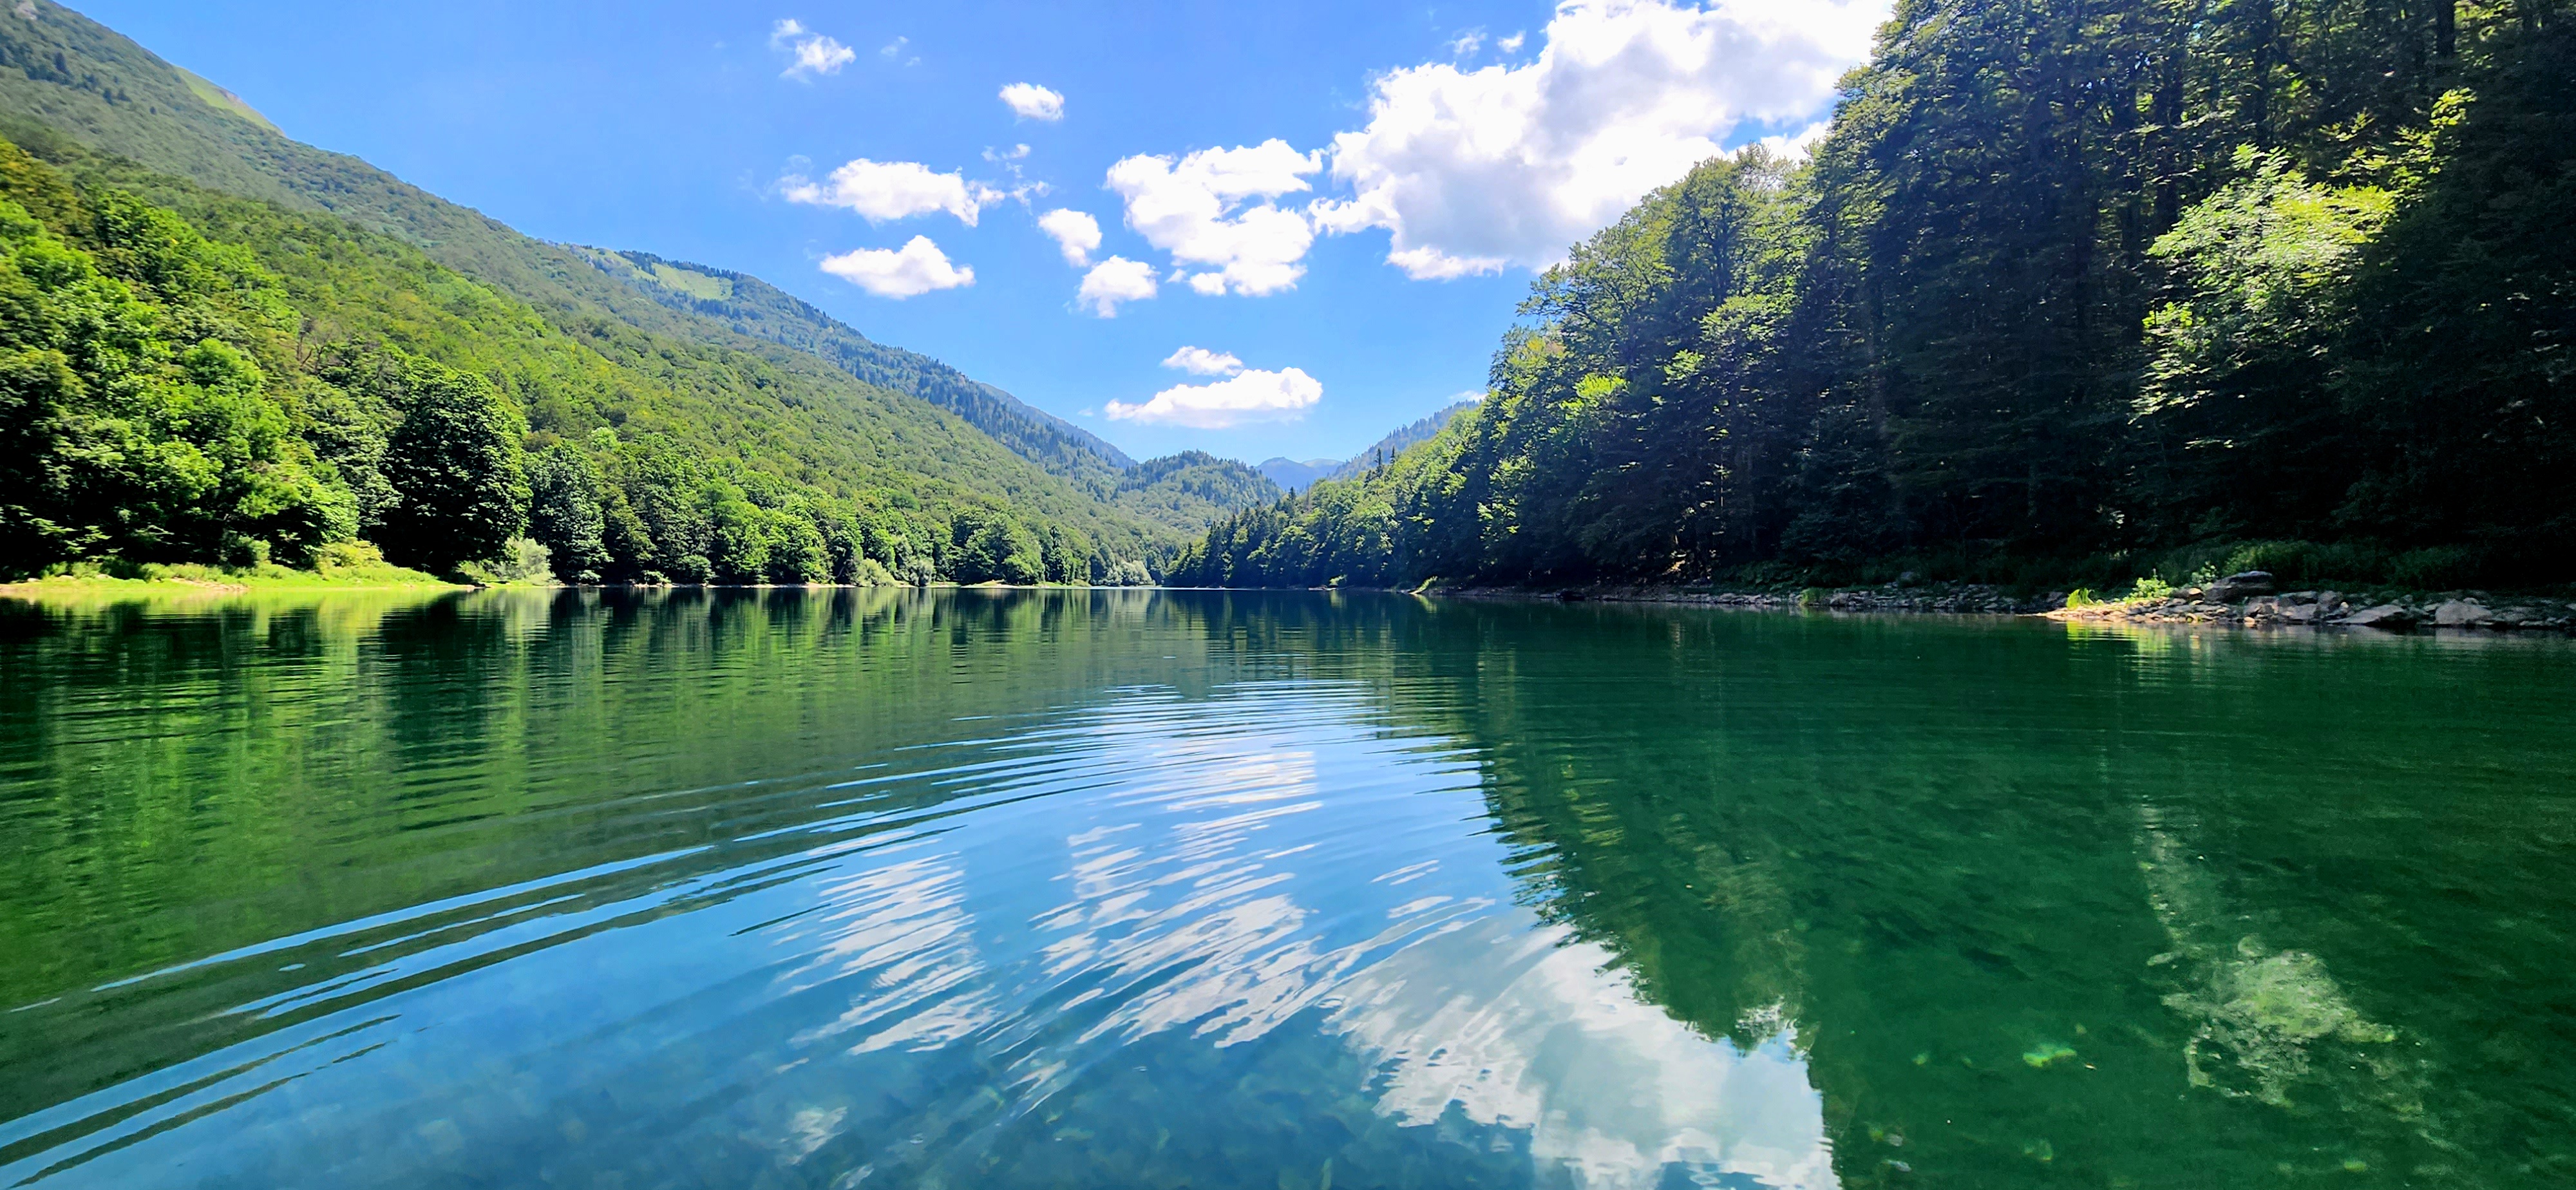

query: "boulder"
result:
(2432, 599), (2493, 628)
(2340, 604), (2416, 629)
(2204, 571), (2277, 601)
(2278, 603), (2321, 623)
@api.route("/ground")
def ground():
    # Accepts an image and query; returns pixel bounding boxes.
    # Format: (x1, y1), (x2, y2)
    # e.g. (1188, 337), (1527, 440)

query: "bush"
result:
(313, 540), (389, 572)
(458, 537), (555, 586)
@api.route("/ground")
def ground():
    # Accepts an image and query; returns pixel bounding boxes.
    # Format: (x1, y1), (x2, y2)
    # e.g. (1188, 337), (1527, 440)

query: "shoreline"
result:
(1419, 580), (2576, 634)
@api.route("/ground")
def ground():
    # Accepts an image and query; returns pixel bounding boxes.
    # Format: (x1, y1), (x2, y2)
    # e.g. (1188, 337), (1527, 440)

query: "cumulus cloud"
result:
(1105, 139), (1322, 296)
(999, 82), (1066, 121)
(1077, 256), (1157, 317)
(1106, 366), (1322, 428)
(1311, 0), (1883, 278)
(1750, 118), (1834, 160)
(1160, 346), (1244, 376)
(783, 158), (1001, 225)
(820, 236), (974, 298)
(772, 19), (857, 77)
(1037, 209), (1102, 267)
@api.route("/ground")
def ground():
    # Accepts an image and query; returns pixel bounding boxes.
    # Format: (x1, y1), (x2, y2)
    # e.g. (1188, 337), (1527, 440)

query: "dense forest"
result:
(1177, 0), (2573, 592)
(0, 3), (1288, 585)
(576, 247), (1286, 530)
(0, 138), (1157, 584)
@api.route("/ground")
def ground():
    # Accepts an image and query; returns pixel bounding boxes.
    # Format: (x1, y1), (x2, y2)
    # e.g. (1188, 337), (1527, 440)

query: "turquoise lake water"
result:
(1, 589), (2571, 1187)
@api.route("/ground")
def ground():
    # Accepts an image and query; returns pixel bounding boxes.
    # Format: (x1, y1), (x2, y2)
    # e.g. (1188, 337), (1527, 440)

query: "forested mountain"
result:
(0, 1), (1283, 583)
(574, 248), (1132, 486)
(0, 136), (1160, 583)
(1178, 0), (2574, 592)
(576, 247), (1281, 528)
(1323, 401), (1477, 485)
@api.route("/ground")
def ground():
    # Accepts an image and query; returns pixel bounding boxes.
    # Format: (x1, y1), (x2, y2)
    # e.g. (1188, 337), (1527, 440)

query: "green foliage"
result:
(457, 536), (554, 585)
(0, 9), (1189, 580)
(527, 442), (608, 583)
(0, 140), (352, 574)
(1182, 1), (2576, 592)
(0, 135), (1171, 585)
(372, 357), (528, 571)
(949, 506), (1045, 585)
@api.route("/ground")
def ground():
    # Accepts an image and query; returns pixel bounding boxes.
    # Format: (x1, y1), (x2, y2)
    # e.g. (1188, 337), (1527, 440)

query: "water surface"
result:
(2, 589), (2571, 1187)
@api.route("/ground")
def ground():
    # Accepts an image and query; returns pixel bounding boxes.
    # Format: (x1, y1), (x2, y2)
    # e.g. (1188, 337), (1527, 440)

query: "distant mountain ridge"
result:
(1257, 458), (1340, 493)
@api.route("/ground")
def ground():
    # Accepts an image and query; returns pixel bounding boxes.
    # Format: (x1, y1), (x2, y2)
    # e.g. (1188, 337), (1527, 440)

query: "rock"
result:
(2278, 603), (2321, 624)
(2432, 599), (2493, 627)
(2340, 604), (2416, 629)
(2204, 571), (2278, 601)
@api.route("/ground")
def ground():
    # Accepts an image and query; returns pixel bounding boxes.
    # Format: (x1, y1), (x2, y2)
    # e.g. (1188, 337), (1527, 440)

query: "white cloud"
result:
(1312, 0), (1884, 277)
(772, 19), (857, 78)
(1160, 346), (1244, 376)
(1105, 139), (1322, 297)
(1750, 118), (1834, 160)
(820, 236), (974, 298)
(1499, 31), (1528, 53)
(1386, 246), (1504, 280)
(880, 35), (907, 59)
(783, 158), (1000, 225)
(999, 82), (1066, 121)
(1076, 256), (1157, 317)
(1448, 28), (1486, 57)
(1106, 366), (1322, 428)
(1037, 209), (1102, 267)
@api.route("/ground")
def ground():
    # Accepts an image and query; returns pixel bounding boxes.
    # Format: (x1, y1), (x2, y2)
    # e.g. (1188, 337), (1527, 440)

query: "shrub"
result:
(313, 540), (388, 572)
(459, 537), (555, 585)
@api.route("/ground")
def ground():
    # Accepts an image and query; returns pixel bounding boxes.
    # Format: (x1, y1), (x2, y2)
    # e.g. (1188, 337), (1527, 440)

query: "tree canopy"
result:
(1179, 0), (2575, 592)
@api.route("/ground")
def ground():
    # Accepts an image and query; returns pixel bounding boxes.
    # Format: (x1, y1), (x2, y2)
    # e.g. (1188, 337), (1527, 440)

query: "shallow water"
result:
(1, 589), (2571, 1188)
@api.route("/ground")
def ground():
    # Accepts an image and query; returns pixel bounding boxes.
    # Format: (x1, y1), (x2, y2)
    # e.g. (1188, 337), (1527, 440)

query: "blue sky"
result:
(85, 0), (1882, 465)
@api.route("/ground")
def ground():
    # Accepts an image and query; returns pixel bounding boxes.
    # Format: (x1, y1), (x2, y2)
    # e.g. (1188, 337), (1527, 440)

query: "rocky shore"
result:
(1452, 581), (2065, 615)
(2048, 575), (2576, 633)
(1447, 571), (2576, 634)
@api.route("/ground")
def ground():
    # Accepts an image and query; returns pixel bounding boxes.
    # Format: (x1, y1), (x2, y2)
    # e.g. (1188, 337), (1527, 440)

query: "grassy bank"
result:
(1, 560), (461, 599)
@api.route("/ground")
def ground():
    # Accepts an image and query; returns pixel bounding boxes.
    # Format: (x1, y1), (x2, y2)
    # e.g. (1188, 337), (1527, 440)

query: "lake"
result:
(2, 589), (2571, 1188)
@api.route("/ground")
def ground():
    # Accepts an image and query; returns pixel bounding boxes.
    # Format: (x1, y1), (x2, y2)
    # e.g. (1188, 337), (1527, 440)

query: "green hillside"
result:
(0, 131), (1171, 583)
(1177, 1), (2576, 593)
(580, 247), (1282, 527)
(1323, 401), (1475, 485)
(580, 248), (1137, 482)
(0, 1), (1240, 582)
(0, 4), (1273, 541)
